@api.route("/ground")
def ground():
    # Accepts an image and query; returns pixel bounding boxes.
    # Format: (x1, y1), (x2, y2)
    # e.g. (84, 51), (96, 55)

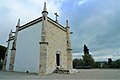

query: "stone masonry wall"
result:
(46, 21), (67, 74)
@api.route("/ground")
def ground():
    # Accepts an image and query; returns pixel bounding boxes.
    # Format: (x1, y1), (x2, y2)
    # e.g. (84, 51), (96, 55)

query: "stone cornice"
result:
(18, 16), (66, 32)
(39, 42), (49, 45)
(42, 11), (48, 14)
(11, 47), (16, 50)
(8, 16), (67, 41)
(8, 36), (15, 41)
(67, 48), (72, 51)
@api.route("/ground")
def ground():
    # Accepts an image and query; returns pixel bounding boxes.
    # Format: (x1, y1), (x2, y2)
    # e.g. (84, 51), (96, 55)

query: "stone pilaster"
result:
(39, 2), (48, 75)
(9, 19), (20, 71)
(2, 30), (12, 71)
(66, 20), (72, 69)
(2, 40), (10, 71)
(2, 44), (8, 71)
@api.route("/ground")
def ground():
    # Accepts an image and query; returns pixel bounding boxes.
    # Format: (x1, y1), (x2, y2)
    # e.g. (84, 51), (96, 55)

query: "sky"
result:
(0, 0), (120, 61)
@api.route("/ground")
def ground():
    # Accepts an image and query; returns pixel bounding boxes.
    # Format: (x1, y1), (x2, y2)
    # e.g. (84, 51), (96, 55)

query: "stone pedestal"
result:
(2, 59), (6, 71)
(2, 50), (8, 71)
(39, 42), (48, 75)
(9, 48), (16, 71)
(67, 48), (72, 69)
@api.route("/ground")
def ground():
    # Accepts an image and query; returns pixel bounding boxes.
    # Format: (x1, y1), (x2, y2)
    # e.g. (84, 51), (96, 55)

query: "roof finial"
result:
(42, 2), (48, 14)
(9, 29), (12, 37)
(43, 2), (47, 11)
(17, 18), (20, 27)
(10, 29), (12, 33)
(66, 20), (69, 27)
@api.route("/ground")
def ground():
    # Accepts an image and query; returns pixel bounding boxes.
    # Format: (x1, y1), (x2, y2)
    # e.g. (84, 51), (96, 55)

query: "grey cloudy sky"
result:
(0, 0), (120, 61)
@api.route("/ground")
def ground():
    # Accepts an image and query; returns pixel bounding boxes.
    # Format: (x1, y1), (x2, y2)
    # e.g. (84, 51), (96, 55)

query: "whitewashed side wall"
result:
(6, 40), (13, 70)
(14, 22), (42, 73)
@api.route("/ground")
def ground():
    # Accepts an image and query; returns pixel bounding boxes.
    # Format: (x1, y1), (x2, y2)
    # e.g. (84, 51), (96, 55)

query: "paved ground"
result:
(0, 69), (120, 80)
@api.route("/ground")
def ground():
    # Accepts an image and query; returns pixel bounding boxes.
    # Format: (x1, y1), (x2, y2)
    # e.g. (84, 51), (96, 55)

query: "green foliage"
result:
(82, 54), (95, 66)
(0, 45), (7, 70)
(73, 58), (78, 68)
(108, 58), (112, 65)
(83, 45), (89, 54)
(73, 58), (83, 68)
(0, 45), (7, 62)
(108, 58), (113, 68)
(72, 58), (120, 69)
(115, 59), (120, 68)
(93, 62), (101, 68)
(109, 59), (120, 68)
(101, 59), (120, 68)
(72, 44), (120, 69)
(82, 45), (94, 67)
(102, 62), (108, 68)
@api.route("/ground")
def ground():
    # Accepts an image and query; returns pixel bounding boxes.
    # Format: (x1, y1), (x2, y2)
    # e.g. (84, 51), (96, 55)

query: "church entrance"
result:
(56, 54), (60, 66)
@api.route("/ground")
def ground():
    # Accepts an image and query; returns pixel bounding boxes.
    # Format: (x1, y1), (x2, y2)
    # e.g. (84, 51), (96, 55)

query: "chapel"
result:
(2, 2), (72, 75)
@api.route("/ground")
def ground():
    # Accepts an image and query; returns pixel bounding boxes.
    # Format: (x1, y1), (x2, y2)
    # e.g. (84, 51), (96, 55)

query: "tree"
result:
(73, 58), (79, 68)
(0, 45), (7, 62)
(108, 58), (113, 68)
(82, 54), (94, 66)
(0, 45), (7, 70)
(83, 45), (89, 55)
(73, 58), (83, 69)
(93, 62), (101, 68)
(101, 59), (120, 68)
(79, 59), (83, 66)
(115, 59), (120, 68)
(102, 62), (108, 68)
(108, 58), (112, 65)
(82, 45), (94, 68)
(111, 59), (120, 68)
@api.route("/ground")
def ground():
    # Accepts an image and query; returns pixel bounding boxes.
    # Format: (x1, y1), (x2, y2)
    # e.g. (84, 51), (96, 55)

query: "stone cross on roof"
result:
(54, 13), (59, 22)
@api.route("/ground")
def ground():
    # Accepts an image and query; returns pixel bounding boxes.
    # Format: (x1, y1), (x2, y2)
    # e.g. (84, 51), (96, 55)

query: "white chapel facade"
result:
(2, 2), (72, 75)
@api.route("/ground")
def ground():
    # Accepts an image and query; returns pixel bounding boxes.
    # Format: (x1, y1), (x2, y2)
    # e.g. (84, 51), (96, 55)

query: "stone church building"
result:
(2, 2), (72, 75)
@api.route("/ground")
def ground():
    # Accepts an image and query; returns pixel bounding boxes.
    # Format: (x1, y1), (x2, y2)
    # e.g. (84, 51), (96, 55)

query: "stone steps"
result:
(53, 68), (70, 74)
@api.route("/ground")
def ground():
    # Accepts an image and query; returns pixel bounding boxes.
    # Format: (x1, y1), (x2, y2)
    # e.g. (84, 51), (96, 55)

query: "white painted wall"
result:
(6, 40), (13, 70)
(14, 22), (42, 73)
